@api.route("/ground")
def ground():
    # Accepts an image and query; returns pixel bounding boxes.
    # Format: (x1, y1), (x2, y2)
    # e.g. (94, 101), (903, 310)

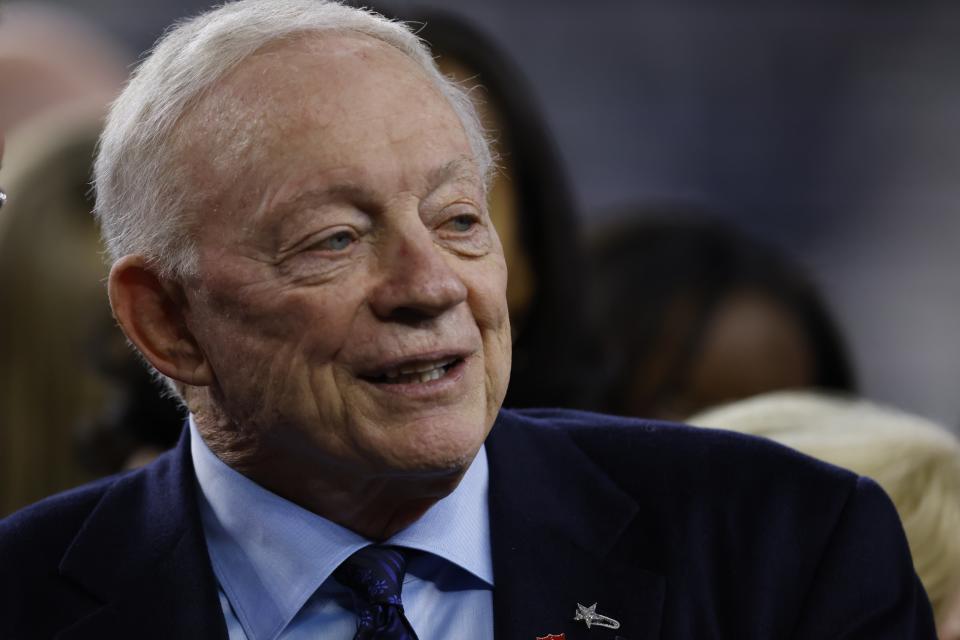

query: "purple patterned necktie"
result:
(334, 545), (420, 640)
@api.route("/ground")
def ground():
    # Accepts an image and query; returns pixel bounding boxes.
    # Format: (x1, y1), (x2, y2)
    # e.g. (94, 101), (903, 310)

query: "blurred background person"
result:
(0, 3), (182, 517)
(0, 2), (127, 134)
(1, 105), (115, 515)
(689, 390), (960, 638)
(588, 213), (855, 420)
(380, 6), (601, 410)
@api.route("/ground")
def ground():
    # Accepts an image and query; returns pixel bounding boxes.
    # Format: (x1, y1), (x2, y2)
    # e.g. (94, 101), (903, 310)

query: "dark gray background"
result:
(35, 0), (960, 429)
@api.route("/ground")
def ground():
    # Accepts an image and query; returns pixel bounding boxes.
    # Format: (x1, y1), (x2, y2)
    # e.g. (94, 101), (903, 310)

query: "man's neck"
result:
(190, 409), (468, 541)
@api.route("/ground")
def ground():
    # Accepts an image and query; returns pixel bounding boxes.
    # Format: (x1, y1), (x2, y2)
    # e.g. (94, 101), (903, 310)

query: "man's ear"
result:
(108, 255), (213, 386)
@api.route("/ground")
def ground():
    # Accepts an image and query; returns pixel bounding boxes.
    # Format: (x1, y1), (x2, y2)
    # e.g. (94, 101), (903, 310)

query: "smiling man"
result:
(113, 30), (512, 543)
(0, 1), (937, 639)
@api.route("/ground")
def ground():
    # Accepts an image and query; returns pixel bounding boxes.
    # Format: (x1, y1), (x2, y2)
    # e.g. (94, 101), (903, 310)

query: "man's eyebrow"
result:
(267, 158), (480, 219)
(426, 158), (480, 190)
(269, 183), (378, 218)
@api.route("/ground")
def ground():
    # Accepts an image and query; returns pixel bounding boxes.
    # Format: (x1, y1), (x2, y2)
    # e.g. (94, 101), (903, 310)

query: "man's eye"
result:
(315, 231), (354, 251)
(446, 215), (477, 233)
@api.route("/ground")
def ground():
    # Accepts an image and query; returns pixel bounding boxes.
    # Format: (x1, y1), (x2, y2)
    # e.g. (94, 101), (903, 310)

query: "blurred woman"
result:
(0, 7), (183, 514)
(588, 214), (855, 419)
(1, 105), (117, 514)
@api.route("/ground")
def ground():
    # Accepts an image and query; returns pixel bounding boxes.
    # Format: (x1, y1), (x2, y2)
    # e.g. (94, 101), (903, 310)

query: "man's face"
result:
(178, 33), (511, 478)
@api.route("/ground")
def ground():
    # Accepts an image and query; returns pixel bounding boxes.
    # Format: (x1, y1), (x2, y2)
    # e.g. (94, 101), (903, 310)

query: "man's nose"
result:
(369, 221), (468, 322)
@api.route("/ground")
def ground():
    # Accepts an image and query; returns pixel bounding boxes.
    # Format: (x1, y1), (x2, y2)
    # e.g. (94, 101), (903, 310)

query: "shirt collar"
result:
(189, 416), (492, 640)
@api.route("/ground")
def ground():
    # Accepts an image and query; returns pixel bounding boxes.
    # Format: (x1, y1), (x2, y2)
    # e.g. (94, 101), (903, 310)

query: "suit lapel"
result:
(55, 427), (227, 639)
(52, 410), (664, 638)
(487, 410), (665, 640)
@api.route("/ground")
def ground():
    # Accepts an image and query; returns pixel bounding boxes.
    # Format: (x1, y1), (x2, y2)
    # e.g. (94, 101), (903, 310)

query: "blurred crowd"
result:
(2, 2), (960, 635)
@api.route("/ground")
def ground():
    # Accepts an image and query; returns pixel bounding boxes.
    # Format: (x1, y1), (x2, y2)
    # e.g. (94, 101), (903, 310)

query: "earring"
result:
(0, 188), (6, 209)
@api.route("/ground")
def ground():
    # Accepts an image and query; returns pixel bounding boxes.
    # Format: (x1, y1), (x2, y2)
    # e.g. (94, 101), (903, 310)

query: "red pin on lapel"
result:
(536, 635), (566, 640)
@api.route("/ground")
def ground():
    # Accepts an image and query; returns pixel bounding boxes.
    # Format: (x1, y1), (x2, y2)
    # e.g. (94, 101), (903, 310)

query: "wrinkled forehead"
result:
(172, 31), (472, 209)
(175, 34), (429, 168)
(204, 31), (428, 121)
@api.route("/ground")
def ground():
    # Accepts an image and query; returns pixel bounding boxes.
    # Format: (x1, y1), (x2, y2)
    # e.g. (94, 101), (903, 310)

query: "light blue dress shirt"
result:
(189, 418), (494, 640)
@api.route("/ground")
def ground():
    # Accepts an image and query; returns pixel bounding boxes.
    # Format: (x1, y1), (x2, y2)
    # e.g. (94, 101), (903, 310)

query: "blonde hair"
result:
(690, 390), (960, 621)
(0, 103), (113, 515)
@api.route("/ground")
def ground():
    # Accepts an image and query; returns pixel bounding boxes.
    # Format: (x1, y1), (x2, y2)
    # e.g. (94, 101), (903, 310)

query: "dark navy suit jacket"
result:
(0, 409), (936, 639)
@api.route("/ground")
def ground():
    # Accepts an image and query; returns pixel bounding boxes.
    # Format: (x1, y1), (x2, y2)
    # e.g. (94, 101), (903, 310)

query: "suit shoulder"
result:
(500, 407), (858, 503)
(495, 409), (933, 636)
(0, 473), (128, 567)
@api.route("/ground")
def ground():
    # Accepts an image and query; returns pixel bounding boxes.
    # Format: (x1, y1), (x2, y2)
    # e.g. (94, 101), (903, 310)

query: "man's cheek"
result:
(465, 260), (509, 316)
(216, 340), (324, 428)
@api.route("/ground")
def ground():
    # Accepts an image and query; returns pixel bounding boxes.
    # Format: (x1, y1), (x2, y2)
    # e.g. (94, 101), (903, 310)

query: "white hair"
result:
(690, 391), (960, 622)
(93, 0), (493, 279)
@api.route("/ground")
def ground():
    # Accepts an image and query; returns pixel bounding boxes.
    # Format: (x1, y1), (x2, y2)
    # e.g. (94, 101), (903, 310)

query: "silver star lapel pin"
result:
(574, 602), (621, 630)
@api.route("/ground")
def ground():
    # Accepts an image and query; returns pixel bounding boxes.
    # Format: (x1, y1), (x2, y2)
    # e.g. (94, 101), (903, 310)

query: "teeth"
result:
(419, 368), (443, 383)
(398, 359), (454, 375)
(379, 358), (454, 384)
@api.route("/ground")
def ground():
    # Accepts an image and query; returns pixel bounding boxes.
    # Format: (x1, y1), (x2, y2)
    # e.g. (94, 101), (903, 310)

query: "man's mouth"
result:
(364, 357), (462, 385)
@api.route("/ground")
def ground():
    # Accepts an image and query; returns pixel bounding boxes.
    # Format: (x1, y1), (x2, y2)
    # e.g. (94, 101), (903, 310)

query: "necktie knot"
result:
(335, 545), (408, 606)
(334, 545), (419, 639)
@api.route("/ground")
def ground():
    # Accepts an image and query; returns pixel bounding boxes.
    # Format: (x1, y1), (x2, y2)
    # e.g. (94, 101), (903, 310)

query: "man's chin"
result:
(350, 392), (490, 461)
(373, 439), (481, 480)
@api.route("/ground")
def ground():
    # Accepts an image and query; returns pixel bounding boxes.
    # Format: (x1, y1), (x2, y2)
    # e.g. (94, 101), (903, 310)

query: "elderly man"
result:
(0, 1), (935, 638)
